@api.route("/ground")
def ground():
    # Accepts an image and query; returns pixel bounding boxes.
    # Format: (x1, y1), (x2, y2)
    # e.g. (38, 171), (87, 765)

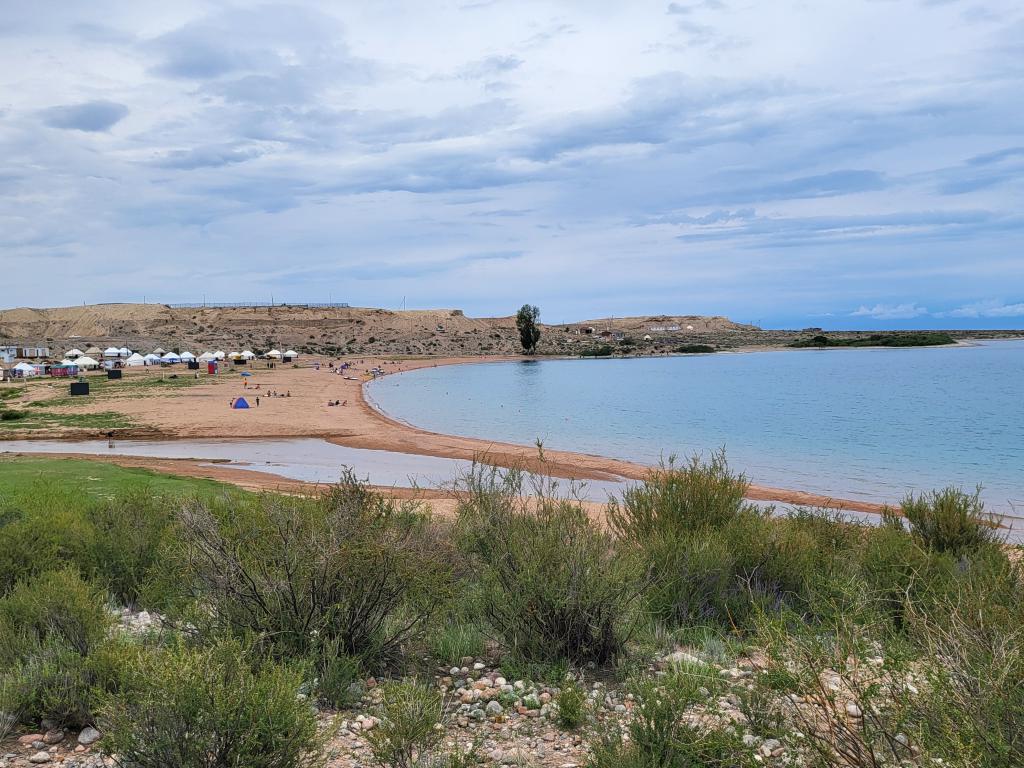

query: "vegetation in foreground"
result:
(0, 454), (1020, 768)
(789, 331), (957, 348)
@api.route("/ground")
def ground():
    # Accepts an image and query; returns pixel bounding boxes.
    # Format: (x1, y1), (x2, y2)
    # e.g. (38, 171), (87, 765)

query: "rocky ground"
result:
(0, 612), (819, 768)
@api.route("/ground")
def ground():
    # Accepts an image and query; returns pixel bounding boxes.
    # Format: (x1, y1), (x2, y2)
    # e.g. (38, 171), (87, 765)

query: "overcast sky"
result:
(1, 1), (1022, 328)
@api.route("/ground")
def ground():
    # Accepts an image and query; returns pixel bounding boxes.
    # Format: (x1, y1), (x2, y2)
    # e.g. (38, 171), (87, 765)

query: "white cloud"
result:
(944, 299), (1024, 318)
(851, 303), (930, 320)
(0, 1), (1022, 326)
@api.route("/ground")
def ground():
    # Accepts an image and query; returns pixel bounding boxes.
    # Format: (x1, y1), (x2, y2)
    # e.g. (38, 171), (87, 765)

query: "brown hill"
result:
(0, 304), (760, 357)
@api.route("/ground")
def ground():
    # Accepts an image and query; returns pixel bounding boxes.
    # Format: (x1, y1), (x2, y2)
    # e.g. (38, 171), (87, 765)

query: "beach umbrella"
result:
(240, 371), (254, 377)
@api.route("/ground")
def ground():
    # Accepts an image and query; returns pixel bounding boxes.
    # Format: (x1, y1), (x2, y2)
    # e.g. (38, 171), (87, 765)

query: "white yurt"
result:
(59, 359), (76, 366)
(13, 362), (38, 377)
(161, 352), (181, 364)
(265, 349), (282, 359)
(240, 350), (256, 360)
(198, 352), (216, 362)
(180, 351), (196, 361)
(282, 350), (298, 361)
(75, 356), (100, 370)
(143, 353), (162, 365)
(228, 352), (241, 360)
(213, 351), (226, 360)
(125, 353), (146, 367)
(65, 348), (84, 359)
(118, 347), (131, 357)
(152, 347), (167, 356)
(103, 346), (121, 359)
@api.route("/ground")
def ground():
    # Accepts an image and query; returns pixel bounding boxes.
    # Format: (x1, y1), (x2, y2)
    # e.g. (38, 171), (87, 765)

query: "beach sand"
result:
(3, 356), (891, 515)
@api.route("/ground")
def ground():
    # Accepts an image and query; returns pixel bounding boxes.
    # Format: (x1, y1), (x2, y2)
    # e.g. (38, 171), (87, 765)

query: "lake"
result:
(367, 340), (1024, 515)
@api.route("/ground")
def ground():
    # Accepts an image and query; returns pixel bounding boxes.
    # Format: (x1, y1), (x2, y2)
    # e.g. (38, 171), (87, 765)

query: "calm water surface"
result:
(368, 340), (1024, 514)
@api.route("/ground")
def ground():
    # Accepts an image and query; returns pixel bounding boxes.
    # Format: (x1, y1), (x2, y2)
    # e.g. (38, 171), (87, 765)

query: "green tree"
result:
(516, 304), (541, 354)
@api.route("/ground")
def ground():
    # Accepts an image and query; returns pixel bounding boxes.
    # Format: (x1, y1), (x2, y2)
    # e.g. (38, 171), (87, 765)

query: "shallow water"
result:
(0, 438), (625, 501)
(367, 340), (1024, 515)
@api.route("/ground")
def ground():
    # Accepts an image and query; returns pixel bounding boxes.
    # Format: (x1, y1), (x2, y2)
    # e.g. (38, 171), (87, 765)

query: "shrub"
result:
(0, 569), (114, 728)
(0, 568), (111, 662)
(588, 672), (754, 768)
(608, 452), (753, 540)
(0, 497), (95, 595)
(315, 644), (364, 709)
(84, 491), (175, 606)
(98, 638), (323, 768)
(366, 680), (443, 768)
(456, 464), (645, 664)
(154, 473), (452, 667)
(900, 486), (999, 556)
(908, 589), (1024, 767)
(0, 410), (25, 421)
(555, 677), (589, 729)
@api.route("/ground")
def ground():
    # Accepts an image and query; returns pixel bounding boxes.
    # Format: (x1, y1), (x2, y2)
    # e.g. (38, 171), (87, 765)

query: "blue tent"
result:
(232, 397), (251, 409)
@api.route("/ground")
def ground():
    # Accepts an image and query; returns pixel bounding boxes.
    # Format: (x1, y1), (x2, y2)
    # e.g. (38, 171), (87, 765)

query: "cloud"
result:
(944, 300), (1024, 318)
(455, 54), (523, 80)
(851, 303), (930, 320)
(39, 100), (129, 132)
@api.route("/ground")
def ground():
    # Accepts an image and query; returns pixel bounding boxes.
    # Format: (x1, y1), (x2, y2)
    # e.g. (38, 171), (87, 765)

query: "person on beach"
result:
(256, 396), (260, 407)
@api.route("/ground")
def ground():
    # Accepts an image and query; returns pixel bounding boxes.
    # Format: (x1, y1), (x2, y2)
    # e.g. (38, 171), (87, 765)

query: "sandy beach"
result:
(0, 355), (895, 515)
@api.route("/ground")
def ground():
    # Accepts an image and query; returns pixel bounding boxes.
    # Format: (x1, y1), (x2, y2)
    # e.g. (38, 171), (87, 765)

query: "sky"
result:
(1, 1), (1022, 329)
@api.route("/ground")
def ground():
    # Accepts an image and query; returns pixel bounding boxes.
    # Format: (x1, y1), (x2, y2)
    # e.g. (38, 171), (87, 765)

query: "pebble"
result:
(845, 702), (863, 718)
(29, 753), (52, 764)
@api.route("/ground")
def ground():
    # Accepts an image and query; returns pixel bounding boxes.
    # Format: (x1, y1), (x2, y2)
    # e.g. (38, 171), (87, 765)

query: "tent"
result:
(84, 346), (102, 356)
(125, 353), (146, 367)
(74, 356), (100, 370)
(198, 352), (216, 362)
(143, 353), (162, 364)
(50, 364), (78, 378)
(118, 347), (131, 357)
(265, 349), (282, 359)
(161, 352), (181, 363)
(180, 351), (196, 361)
(103, 347), (121, 358)
(282, 350), (298, 361)
(152, 347), (167, 356)
(214, 351), (226, 360)
(231, 397), (250, 409)
(65, 348), (84, 359)
(240, 350), (256, 360)
(13, 362), (38, 377)
(228, 352), (241, 360)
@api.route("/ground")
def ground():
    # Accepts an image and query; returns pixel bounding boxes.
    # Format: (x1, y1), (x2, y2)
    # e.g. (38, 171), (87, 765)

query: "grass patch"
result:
(0, 410), (136, 431)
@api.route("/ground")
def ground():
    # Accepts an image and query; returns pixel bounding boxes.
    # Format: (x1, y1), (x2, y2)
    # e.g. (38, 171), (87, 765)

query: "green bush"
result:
(0, 499), (95, 595)
(153, 473), (452, 667)
(98, 638), (323, 768)
(555, 677), (589, 729)
(900, 486), (999, 556)
(366, 679), (443, 768)
(84, 491), (175, 606)
(315, 644), (364, 709)
(0, 569), (114, 728)
(588, 672), (754, 768)
(608, 452), (753, 539)
(456, 464), (645, 664)
(0, 568), (111, 662)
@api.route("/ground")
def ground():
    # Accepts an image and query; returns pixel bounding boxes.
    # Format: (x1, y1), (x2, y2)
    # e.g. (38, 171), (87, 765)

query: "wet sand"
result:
(2, 356), (891, 515)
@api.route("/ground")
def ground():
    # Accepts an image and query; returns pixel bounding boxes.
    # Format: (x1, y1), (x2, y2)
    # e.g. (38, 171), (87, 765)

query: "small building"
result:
(20, 346), (51, 359)
(0, 346), (16, 364)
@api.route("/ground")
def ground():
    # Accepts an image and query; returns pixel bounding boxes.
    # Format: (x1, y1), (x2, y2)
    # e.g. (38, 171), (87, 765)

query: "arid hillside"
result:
(0, 304), (762, 357)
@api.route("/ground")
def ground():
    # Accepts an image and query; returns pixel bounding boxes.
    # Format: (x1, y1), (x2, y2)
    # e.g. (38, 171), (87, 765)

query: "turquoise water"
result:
(367, 340), (1024, 514)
